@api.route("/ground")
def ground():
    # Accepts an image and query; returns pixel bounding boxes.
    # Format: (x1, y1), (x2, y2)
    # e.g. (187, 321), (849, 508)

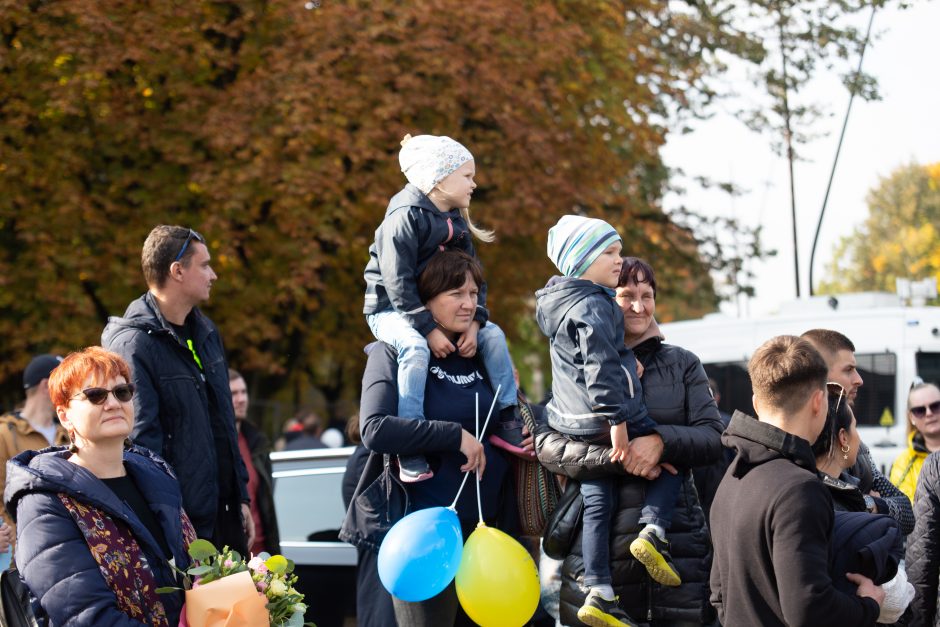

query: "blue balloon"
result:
(377, 506), (464, 602)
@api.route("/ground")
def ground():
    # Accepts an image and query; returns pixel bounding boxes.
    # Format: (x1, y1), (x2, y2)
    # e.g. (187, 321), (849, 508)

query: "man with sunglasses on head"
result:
(801, 329), (914, 534)
(0, 354), (70, 551)
(102, 225), (254, 554)
(711, 335), (884, 626)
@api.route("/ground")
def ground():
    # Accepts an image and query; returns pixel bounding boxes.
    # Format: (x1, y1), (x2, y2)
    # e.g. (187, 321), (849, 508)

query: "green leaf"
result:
(188, 539), (219, 561)
(186, 565), (213, 576)
(155, 586), (181, 594)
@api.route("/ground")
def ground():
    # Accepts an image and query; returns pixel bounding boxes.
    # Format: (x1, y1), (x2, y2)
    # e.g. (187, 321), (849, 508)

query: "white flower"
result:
(269, 578), (288, 597)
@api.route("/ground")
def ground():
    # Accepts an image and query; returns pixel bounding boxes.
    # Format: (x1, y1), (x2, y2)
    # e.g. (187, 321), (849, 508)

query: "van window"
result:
(704, 352), (897, 428)
(852, 353), (897, 428)
(916, 352), (940, 387)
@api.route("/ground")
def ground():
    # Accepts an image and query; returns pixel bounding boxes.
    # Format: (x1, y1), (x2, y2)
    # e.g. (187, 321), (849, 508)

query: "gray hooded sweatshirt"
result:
(535, 276), (650, 436)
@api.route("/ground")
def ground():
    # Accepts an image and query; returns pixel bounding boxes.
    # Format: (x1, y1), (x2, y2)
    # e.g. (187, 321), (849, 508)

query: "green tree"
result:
(819, 162), (940, 301)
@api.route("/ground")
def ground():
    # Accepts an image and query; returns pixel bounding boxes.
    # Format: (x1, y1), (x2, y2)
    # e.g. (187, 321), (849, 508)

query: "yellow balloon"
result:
(455, 524), (540, 627)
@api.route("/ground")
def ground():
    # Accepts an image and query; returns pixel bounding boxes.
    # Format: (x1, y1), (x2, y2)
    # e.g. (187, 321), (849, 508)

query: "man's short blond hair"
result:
(749, 335), (828, 415)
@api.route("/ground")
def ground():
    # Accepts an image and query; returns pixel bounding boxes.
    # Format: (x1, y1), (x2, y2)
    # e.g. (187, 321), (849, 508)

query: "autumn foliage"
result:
(0, 1), (722, 412)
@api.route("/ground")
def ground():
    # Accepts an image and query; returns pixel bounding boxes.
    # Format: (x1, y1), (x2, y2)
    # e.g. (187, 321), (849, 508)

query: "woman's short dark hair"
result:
(417, 250), (484, 304)
(812, 388), (855, 459)
(618, 257), (656, 296)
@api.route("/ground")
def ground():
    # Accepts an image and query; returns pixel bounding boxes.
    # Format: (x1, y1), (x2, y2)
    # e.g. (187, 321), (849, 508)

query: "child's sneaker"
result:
(488, 406), (530, 457)
(398, 454), (433, 483)
(629, 528), (682, 587)
(576, 589), (639, 627)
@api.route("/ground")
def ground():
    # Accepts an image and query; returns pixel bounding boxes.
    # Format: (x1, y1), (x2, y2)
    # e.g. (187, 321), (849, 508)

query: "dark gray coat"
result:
(101, 293), (249, 539)
(363, 184), (488, 335)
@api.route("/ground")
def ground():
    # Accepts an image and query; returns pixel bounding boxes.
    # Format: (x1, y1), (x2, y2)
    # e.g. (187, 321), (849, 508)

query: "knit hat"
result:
(23, 354), (63, 390)
(399, 134), (473, 194)
(547, 215), (621, 278)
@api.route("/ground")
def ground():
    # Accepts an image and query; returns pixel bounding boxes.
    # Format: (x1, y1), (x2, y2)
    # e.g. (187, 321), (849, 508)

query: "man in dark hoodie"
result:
(101, 225), (253, 553)
(710, 335), (884, 626)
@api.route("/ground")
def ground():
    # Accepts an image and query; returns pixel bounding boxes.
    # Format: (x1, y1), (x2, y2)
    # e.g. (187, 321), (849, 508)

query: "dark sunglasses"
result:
(174, 228), (205, 262)
(827, 381), (846, 413)
(71, 383), (136, 405)
(911, 400), (940, 419)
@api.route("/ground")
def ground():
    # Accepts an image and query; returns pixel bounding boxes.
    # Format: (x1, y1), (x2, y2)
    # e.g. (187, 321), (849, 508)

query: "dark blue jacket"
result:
(362, 184), (488, 335)
(101, 292), (249, 539)
(535, 276), (648, 434)
(5, 446), (191, 626)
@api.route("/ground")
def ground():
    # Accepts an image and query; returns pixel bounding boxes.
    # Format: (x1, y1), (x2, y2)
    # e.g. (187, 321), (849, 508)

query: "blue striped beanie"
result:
(547, 215), (621, 278)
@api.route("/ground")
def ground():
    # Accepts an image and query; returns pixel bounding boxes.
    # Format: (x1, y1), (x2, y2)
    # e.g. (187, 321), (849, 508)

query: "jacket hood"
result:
(386, 183), (445, 217)
(910, 430), (929, 455)
(535, 276), (611, 338)
(101, 292), (168, 344)
(5, 444), (179, 525)
(721, 410), (817, 478)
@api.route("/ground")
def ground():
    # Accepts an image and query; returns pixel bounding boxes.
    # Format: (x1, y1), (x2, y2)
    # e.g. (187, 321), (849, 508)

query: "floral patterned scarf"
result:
(58, 493), (196, 627)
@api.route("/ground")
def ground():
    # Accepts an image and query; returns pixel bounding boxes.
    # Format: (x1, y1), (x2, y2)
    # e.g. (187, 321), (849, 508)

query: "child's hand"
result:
(456, 320), (480, 357)
(635, 358), (644, 379)
(427, 328), (456, 358)
(609, 422), (630, 464)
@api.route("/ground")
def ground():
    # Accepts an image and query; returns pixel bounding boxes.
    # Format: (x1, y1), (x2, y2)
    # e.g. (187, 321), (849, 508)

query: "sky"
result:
(660, 1), (940, 318)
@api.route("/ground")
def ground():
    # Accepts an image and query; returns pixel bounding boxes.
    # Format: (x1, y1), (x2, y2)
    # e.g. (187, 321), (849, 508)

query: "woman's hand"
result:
(610, 422), (630, 464)
(847, 572), (885, 607)
(520, 424), (537, 459)
(627, 433), (665, 479)
(456, 321), (480, 358)
(460, 429), (486, 476)
(427, 328), (456, 358)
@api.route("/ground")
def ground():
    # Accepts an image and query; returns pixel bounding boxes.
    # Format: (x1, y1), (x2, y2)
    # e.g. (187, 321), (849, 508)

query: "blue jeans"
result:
(580, 470), (681, 587)
(581, 476), (617, 587)
(366, 309), (518, 420)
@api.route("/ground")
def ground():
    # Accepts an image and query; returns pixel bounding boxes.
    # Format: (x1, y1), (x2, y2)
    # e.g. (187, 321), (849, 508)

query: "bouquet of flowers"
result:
(160, 540), (313, 627)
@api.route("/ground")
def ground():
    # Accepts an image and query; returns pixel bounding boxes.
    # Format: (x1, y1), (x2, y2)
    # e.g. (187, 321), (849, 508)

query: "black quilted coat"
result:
(536, 337), (723, 625)
(906, 451), (940, 626)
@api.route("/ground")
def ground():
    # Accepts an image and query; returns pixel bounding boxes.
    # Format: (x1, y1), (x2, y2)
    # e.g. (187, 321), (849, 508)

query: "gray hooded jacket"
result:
(535, 276), (649, 435)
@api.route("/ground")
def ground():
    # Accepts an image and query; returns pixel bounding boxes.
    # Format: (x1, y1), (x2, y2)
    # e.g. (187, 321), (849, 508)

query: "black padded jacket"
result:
(536, 337), (723, 625)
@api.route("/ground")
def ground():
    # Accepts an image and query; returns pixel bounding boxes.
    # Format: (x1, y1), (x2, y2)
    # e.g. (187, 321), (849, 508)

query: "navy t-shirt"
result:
(408, 351), (508, 525)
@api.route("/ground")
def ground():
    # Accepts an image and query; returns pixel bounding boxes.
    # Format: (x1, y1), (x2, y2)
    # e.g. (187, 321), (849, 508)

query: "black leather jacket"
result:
(536, 338), (723, 624)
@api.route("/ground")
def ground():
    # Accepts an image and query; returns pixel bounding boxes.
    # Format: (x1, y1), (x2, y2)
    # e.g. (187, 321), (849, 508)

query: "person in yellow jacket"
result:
(890, 381), (940, 502)
(0, 354), (70, 548)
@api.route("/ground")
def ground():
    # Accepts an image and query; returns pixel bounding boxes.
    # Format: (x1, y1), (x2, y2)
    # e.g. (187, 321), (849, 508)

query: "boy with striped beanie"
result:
(535, 215), (683, 627)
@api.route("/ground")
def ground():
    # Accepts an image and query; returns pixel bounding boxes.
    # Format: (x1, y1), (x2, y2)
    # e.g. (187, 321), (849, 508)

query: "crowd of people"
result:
(2, 131), (940, 627)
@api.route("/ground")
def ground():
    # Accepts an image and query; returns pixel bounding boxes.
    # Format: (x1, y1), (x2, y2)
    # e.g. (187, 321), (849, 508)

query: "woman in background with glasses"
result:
(889, 382), (940, 502)
(4, 347), (194, 627)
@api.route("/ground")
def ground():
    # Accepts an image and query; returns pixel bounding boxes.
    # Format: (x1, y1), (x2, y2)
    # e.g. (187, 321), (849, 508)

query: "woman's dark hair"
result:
(812, 388), (855, 459)
(417, 250), (484, 303)
(618, 257), (656, 296)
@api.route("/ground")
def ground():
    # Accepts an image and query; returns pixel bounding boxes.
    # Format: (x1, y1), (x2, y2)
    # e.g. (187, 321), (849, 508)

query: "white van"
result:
(661, 292), (940, 473)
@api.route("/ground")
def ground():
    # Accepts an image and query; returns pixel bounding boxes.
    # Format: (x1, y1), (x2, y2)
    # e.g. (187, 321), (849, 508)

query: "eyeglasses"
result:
(71, 383), (136, 405)
(911, 400), (940, 419)
(827, 381), (846, 413)
(174, 228), (205, 262)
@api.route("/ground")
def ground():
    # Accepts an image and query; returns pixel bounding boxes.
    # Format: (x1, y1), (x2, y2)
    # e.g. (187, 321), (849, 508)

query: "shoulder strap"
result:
(57, 494), (170, 627)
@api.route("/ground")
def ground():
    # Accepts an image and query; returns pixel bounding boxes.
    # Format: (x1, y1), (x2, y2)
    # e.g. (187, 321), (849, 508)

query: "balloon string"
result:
(449, 385), (501, 510)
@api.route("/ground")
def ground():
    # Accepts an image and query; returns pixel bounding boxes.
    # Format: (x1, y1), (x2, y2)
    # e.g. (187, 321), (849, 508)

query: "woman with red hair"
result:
(4, 346), (194, 626)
